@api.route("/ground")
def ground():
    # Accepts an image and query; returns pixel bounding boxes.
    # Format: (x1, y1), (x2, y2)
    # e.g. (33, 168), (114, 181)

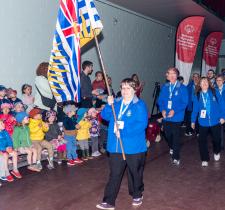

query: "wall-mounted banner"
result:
(201, 32), (223, 76)
(175, 16), (205, 84)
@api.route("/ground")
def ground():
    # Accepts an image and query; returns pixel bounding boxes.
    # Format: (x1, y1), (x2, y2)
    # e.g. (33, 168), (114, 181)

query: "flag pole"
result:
(93, 30), (126, 160)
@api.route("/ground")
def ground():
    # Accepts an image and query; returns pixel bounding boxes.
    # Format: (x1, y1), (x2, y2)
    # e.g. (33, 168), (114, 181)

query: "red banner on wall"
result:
(201, 32), (223, 76)
(175, 16), (205, 84)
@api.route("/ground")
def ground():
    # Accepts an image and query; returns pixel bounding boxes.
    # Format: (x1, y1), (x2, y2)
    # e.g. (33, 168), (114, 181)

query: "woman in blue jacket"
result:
(96, 78), (148, 210)
(191, 77), (225, 167)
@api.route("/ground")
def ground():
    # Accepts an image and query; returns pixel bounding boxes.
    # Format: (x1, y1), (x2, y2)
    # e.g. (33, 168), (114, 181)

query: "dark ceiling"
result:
(107, 0), (225, 36)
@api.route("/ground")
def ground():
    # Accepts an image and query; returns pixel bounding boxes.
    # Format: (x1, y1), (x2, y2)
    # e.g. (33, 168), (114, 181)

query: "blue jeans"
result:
(65, 135), (77, 160)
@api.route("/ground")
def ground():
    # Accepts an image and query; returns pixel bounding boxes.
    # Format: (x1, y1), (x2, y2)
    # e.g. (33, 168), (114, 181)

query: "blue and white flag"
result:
(48, 0), (103, 102)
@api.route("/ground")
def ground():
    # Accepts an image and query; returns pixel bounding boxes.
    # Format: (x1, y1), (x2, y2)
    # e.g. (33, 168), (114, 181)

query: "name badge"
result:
(200, 110), (206, 119)
(168, 101), (172, 109)
(114, 121), (124, 133)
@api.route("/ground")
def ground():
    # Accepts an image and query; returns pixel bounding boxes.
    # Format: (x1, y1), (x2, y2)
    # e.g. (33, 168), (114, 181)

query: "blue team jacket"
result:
(186, 81), (196, 111)
(0, 130), (13, 151)
(215, 86), (225, 103)
(158, 81), (188, 122)
(101, 96), (148, 154)
(191, 90), (225, 127)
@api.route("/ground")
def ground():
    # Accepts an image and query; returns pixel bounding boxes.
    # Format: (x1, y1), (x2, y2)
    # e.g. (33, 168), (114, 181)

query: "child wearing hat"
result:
(63, 104), (83, 166)
(0, 119), (22, 182)
(7, 89), (22, 106)
(28, 108), (54, 170)
(76, 108), (92, 160)
(45, 110), (66, 165)
(0, 85), (11, 108)
(0, 103), (16, 136)
(12, 112), (40, 172)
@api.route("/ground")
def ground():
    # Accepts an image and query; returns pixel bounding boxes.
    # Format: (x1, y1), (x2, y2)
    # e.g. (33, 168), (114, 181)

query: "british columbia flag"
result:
(48, 0), (103, 102)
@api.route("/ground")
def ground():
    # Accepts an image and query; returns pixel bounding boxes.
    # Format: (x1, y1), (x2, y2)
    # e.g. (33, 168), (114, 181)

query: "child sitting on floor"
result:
(12, 112), (40, 172)
(76, 108), (92, 161)
(0, 120), (22, 182)
(29, 108), (54, 170)
(63, 104), (83, 166)
(0, 103), (16, 136)
(45, 110), (66, 165)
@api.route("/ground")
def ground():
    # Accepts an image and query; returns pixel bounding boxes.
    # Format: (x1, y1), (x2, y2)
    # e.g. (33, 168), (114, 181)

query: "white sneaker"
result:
(214, 153), (220, 161)
(92, 151), (101, 157)
(201, 161), (208, 167)
(96, 151), (102, 156)
(146, 140), (150, 148)
(155, 135), (161, 142)
(169, 149), (173, 155)
(173, 159), (180, 165)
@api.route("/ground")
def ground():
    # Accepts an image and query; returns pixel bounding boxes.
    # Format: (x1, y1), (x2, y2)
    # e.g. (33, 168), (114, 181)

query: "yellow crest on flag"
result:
(80, 15), (101, 48)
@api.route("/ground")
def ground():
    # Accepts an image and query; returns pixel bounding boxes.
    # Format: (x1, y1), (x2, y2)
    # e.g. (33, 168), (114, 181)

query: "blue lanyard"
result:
(169, 81), (177, 99)
(201, 92), (209, 109)
(118, 101), (130, 120)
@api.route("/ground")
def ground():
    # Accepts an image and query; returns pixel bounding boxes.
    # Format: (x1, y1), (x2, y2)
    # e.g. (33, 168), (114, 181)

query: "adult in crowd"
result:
(191, 77), (225, 167)
(221, 68), (225, 79)
(185, 73), (200, 136)
(158, 67), (188, 165)
(207, 69), (216, 87)
(96, 78), (148, 210)
(215, 74), (225, 149)
(80, 60), (98, 108)
(34, 62), (56, 111)
(131, 74), (144, 98)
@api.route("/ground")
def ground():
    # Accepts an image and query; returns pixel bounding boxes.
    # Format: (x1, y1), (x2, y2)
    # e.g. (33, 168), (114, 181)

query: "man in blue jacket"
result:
(96, 78), (148, 210)
(185, 73), (200, 136)
(158, 67), (188, 165)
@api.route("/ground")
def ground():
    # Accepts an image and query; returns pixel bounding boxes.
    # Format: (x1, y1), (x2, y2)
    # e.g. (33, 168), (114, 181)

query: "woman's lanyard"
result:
(169, 81), (177, 99)
(201, 92), (209, 109)
(118, 101), (130, 120)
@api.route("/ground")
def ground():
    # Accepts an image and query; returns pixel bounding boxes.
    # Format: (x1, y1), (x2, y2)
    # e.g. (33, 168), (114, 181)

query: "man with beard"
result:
(80, 60), (98, 108)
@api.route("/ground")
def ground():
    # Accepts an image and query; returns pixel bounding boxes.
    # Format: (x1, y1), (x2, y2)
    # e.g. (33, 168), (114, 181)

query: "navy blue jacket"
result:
(158, 81), (188, 122)
(101, 96), (148, 154)
(63, 116), (77, 130)
(191, 90), (225, 127)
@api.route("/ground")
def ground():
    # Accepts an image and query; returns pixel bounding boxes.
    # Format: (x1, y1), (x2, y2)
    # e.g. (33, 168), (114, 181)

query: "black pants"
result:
(198, 124), (221, 161)
(163, 121), (181, 160)
(185, 111), (193, 133)
(221, 124), (224, 150)
(103, 153), (146, 206)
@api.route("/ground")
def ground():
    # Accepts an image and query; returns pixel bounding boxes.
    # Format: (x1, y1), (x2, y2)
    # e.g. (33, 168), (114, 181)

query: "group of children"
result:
(0, 83), (107, 187)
